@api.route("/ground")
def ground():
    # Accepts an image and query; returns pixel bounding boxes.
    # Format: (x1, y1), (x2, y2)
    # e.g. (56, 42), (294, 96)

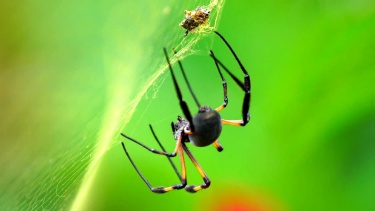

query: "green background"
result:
(1, 0), (374, 210)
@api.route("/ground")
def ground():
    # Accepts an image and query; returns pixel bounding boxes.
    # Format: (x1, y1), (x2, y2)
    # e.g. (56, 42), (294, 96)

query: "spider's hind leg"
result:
(120, 125), (187, 193)
(182, 144), (211, 193)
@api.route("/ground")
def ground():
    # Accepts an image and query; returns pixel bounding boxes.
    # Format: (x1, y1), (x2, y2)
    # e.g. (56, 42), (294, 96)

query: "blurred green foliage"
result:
(1, 0), (374, 210)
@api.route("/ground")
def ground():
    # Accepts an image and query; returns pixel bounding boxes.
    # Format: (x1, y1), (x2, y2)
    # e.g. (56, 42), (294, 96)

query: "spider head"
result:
(174, 116), (189, 131)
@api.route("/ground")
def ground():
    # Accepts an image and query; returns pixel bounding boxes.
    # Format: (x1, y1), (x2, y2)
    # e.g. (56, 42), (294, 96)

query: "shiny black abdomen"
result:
(188, 106), (222, 147)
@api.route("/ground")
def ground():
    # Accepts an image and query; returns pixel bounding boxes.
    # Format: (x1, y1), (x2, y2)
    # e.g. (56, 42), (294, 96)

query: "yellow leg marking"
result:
(213, 141), (221, 150)
(190, 158), (205, 177)
(184, 128), (193, 135)
(193, 186), (203, 192)
(179, 147), (186, 179)
(222, 119), (243, 126)
(164, 187), (174, 192)
(172, 136), (182, 154)
(215, 105), (225, 112)
(182, 145), (208, 191)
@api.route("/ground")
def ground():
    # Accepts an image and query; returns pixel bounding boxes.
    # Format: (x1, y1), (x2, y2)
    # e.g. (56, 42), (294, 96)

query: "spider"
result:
(180, 6), (210, 36)
(121, 31), (251, 193)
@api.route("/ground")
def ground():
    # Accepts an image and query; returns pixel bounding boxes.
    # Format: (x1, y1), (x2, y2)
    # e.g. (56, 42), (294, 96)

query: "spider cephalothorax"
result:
(173, 116), (189, 140)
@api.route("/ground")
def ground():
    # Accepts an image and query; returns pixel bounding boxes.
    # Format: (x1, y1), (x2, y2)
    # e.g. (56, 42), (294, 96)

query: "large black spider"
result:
(121, 31), (251, 193)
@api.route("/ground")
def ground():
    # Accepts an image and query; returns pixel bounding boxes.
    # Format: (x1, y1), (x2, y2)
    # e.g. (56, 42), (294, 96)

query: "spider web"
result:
(0, 0), (224, 210)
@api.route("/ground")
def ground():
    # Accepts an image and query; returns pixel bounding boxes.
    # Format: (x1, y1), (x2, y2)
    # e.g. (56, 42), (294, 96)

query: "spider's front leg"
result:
(210, 31), (251, 127)
(212, 56), (250, 127)
(164, 48), (196, 132)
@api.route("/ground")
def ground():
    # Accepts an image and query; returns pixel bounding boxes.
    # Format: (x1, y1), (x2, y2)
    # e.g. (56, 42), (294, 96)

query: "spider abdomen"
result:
(188, 106), (222, 147)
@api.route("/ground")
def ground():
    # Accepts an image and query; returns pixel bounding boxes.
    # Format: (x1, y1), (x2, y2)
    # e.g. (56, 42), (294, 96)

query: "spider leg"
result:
(174, 50), (201, 108)
(121, 132), (181, 156)
(121, 131), (187, 193)
(210, 31), (251, 126)
(211, 56), (250, 126)
(210, 50), (228, 112)
(164, 48), (196, 132)
(171, 121), (175, 133)
(213, 140), (224, 152)
(150, 124), (182, 181)
(200, 50), (226, 152)
(182, 144), (211, 193)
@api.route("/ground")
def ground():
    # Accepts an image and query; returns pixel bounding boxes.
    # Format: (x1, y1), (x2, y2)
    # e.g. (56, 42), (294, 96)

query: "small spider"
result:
(121, 31), (251, 193)
(180, 6), (210, 36)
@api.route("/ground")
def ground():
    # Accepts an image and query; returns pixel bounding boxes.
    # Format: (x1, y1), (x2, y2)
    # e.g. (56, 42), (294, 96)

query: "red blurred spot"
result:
(211, 195), (269, 211)
(203, 183), (283, 211)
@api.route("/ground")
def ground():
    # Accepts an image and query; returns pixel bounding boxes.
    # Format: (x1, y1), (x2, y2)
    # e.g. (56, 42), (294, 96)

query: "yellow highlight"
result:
(213, 141), (221, 149)
(194, 186), (202, 191)
(222, 119), (243, 126)
(215, 105), (225, 112)
(196, 166), (205, 177)
(179, 149), (187, 179)
(164, 187), (174, 192)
